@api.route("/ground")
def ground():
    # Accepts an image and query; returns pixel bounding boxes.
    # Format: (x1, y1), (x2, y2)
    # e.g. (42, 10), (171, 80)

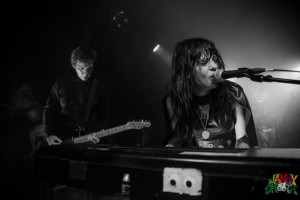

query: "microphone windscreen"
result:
(214, 70), (224, 82)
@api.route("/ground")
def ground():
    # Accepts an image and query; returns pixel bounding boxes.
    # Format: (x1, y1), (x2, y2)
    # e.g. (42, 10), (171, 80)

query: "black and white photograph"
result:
(1, 0), (300, 199)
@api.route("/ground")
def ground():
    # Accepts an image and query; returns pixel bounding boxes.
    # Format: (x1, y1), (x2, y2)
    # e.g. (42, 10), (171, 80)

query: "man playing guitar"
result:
(43, 46), (110, 145)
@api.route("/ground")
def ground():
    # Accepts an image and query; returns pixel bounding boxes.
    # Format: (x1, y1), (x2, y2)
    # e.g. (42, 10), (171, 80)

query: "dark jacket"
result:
(43, 75), (110, 140)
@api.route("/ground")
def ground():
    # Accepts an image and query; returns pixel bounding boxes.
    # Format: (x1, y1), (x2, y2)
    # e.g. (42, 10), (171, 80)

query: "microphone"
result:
(214, 68), (273, 82)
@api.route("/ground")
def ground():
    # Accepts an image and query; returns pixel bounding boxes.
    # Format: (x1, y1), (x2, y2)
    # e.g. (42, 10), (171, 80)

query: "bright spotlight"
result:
(153, 44), (160, 52)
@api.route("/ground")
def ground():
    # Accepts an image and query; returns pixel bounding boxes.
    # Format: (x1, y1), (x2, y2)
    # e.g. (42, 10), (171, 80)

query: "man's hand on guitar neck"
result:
(47, 135), (63, 145)
(87, 133), (100, 144)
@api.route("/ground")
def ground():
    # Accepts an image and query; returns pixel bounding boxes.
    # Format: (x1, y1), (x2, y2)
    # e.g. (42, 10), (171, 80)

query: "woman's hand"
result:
(165, 144), (174, 147)
(235, 140), (250, 148)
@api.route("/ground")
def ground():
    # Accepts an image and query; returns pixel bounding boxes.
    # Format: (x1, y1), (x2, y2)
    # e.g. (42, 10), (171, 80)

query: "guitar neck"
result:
(72, 124), (127, 144)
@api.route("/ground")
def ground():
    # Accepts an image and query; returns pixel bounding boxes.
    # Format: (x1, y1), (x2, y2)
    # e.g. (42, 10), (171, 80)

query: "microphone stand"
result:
(245, 69), (300, 85)
(250, 75), (300, 85)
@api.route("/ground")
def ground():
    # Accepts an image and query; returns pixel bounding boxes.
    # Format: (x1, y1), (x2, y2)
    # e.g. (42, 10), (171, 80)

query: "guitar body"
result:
(61, 125), (86, 142)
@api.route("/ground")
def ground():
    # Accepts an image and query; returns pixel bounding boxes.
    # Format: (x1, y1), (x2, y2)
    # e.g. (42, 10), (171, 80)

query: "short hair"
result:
(70, 46), (98, 68)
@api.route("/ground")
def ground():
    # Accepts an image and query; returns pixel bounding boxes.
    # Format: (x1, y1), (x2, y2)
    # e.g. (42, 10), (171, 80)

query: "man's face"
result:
(74, 61), (94, 81)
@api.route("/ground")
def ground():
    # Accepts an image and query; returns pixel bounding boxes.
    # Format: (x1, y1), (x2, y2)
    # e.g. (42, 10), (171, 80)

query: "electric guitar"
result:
(62, 120), (151, 144)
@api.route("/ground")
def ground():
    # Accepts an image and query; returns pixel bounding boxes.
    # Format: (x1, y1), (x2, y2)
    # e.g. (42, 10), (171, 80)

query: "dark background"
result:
(2, 0), (300, 147)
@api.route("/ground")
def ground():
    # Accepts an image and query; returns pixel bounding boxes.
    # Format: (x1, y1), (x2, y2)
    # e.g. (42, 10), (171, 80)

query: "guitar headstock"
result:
(126, 120), (151, 130)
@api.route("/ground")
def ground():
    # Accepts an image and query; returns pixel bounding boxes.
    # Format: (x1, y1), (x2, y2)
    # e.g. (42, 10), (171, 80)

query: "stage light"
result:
(153, 44), (160, 52)
(110, 9), (128, 31)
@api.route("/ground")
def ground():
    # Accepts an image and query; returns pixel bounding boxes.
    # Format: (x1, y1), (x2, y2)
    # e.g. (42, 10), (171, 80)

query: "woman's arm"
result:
(234, 103), (251, 148)
(164, 96), (183, 147)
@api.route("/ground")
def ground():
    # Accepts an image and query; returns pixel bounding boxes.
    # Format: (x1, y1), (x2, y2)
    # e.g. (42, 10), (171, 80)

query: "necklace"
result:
(196, 105), (210, 139)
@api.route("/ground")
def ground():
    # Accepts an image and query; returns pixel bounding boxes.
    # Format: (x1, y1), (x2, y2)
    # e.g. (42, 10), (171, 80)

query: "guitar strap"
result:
(82, 77), (99, 133)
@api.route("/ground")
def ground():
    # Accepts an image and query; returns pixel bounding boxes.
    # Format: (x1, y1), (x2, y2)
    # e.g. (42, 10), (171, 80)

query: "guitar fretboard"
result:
(73, 124), (128, 144)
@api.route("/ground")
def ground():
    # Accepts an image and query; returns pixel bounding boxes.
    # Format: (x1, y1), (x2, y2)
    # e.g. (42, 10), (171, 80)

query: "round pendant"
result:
(202, 130), (210, 139)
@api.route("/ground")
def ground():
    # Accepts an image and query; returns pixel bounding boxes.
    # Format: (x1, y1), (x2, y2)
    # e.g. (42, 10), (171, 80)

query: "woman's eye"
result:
(212, 55), (217, 61)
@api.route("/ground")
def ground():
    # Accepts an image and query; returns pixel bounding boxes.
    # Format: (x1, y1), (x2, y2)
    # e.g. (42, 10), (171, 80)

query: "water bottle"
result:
(121, 173), (130, 200)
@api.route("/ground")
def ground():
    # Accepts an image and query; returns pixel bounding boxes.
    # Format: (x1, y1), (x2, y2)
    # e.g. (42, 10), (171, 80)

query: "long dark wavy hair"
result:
(168, 38), (234, 139)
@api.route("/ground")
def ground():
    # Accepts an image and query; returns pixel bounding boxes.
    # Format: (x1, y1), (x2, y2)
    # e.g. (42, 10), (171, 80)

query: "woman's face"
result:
(192, 56), (219, 93)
